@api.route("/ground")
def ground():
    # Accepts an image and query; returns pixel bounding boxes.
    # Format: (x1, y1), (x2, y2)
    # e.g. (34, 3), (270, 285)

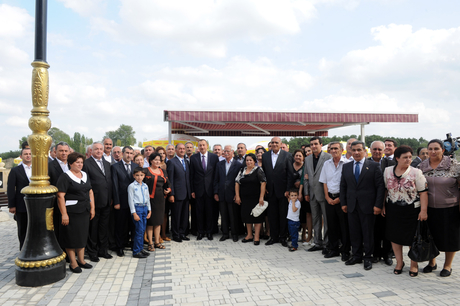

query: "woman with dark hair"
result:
(154, 146), (169, 242)
(235, 153), (267, 245)
(255, 147), (266, 167)
(144, 153), (171, 250)
(134, 154), (145, 168)
(419, 139), (460, 277)
(383, 145), (428, 277)
(56, 152), (95, 273)
(155, 146), (167, 171)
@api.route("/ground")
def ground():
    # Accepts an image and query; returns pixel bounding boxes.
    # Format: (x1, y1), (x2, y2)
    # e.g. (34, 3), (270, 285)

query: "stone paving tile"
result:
(2, 209), (460, 305)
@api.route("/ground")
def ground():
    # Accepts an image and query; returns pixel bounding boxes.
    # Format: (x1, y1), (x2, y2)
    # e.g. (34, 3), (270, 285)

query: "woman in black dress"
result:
(144, 153), (171, 251)
(383, 146), (428, 277)
(235, 153), (267, 245)
(57, 152), (95, 273)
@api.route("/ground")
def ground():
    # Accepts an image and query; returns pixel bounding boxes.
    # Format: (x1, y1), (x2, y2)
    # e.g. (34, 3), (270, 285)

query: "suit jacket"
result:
(83, 157), (113, 208)
(381, 157), (396, 171)
(111, 161), (135, 209)
(340, 159), (385, 214)
(7, 165), (29, 213)
(213, 159), (243, 203)
(303, 151), (332, 201)
(411, 157), (422, 168)
(261, 150), (294, 198)
(49, 158), (66, 187)
(167, 156), (191, 201)
(190, 152), (219, 197)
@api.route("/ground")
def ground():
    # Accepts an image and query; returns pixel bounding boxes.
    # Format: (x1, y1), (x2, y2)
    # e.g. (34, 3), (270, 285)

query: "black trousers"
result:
(373, 214), (392, 259)
(86, 205), (110, 257)
(15, 212), (28, 251)
(326, 194), (350, 254)
(170, 199), (189, 238)
(114, 208), (133, 250)
(348, 205), (375, 260)
(189, 198), (197, 235)
(267, 195), (288, 241)
(196, 195), (214, 234)
(108, 206), (117, 250)
(219, 200), (239, 236)
(212, 198), (220, 234)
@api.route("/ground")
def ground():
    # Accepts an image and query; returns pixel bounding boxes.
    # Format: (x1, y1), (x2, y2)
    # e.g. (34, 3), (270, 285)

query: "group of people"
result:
(7, 135), (460, 278)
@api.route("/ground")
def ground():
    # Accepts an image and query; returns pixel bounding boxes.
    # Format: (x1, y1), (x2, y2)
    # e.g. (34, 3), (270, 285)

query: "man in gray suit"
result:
(304, 136), (332, 253)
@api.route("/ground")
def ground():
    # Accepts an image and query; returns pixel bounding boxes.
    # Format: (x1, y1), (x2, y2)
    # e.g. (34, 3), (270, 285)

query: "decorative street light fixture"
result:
(16, 0), (66, 287)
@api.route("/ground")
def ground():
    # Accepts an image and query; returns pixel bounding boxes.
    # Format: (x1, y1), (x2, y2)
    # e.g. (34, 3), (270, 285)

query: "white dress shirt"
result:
(22, 163), (32, 182)
(225, 158), (233, 175)
(201, 152), (208, 169)
(103, 153), (112, 163)
(92, 156), (105, 172)
(319, 156), (349, 194)
(353, 157), (366, 175)
(143, 157), (149, 168)
(271, 150), (280, 168)
(57, 158), (68, 173)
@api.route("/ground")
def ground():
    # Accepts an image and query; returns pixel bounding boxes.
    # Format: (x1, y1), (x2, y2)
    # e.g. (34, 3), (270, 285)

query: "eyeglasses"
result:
(372, 148), (383, 151)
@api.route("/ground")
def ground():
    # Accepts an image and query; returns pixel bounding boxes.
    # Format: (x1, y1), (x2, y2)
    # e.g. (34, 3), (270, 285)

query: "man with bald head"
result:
(345, 138), (357, 161)
(261, 136), (294, 246)
(369, 141), (385, 164)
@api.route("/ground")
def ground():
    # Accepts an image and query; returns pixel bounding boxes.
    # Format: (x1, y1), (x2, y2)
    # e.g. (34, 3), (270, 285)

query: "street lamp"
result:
(15, 0), (66, 287)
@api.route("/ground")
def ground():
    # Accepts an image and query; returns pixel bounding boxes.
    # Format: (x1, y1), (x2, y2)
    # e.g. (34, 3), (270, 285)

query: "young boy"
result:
(128, 167), (152, 258)
(287, 188), (301, 252)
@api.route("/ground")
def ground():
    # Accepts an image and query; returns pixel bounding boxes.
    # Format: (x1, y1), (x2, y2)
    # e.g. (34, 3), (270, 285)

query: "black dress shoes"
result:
(117, 249), (124, 257)
(341, 253), (350, 262)
(242, 238), (253, 243)
(77, 261), (93, 269)
(232, 235), (238, 242)
(207, 234), (213, 240)
(98, 253), (113, 259)
(423, 264), (437, 273)
(173, 237), (183, 243)
(133, 252), (148, 258)
(197, 233), (203, 240)
(141, 250), (150, 256)
(383, 257), (393, 266)
(322, 248), (329, 255)
(69, 265), (82, 273)
(265, 238), (278, 246)
(308, 245), (323, 252)
(345, 257), (363, 265)
(281, 240), (288, 247)
(219, 235), (229, 241)
(364, 259), (372, 270)
(372, 257), (380, 263)
(324, 250), (340, 258)
(89, 256), (100, 262)
(181, 236), (190, 241)
(440, 268), (452, 277)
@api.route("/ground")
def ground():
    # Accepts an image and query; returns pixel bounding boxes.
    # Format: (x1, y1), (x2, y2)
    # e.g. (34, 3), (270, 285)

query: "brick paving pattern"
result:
(1, 211), (460, 305)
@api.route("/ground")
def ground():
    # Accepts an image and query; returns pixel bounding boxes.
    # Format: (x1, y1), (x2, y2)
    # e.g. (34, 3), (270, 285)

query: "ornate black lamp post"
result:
(15, 0), (67, 287)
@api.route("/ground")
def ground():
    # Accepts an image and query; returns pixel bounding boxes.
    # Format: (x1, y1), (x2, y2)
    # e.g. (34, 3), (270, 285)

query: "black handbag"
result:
(408, 220), (440, 262)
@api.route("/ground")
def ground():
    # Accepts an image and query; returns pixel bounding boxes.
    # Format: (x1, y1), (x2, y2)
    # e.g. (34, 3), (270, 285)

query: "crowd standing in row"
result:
(7, 136), (460, 277)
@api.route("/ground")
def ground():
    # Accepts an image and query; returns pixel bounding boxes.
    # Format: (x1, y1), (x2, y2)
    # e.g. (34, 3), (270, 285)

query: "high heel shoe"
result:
(409, 264), (419, 277)
(393, 262), (405, 275)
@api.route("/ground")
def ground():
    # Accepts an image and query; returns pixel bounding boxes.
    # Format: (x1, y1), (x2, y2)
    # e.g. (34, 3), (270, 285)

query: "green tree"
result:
(19, 136), (29, 149)
(104, 124), (136, 146)
(48, 127), (71, 144)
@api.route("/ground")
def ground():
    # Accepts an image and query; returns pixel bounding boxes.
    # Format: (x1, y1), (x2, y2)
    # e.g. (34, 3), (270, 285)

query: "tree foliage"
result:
(283, 134), (429, 153)
(104, 124), (136, 146)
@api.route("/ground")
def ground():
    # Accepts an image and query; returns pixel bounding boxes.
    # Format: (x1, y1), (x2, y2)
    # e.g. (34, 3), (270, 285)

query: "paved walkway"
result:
(1, 210), (459, 305)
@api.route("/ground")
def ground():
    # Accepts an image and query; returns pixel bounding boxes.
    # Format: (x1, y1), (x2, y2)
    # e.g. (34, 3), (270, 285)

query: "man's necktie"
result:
(98, 159), (105, 175)
(201, 155), (206, 171)
(126, 163), (131, 175)
(182, 159), (186, 171)
(354, 161), (360, 183)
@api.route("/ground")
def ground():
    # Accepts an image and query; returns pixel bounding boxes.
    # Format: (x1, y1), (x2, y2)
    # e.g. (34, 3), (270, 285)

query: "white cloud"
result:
(0, 4), (33, 39)
(6, 116), (28, 127)
(92, 0), (317, 57)
(57, 0), (108, 17)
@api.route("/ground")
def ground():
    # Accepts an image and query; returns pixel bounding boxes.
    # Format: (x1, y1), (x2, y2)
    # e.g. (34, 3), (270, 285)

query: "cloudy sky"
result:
(1, 0), (460, 151)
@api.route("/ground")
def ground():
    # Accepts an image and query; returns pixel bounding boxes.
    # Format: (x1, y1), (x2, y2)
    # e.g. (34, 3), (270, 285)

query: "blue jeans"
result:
(288, 220), (300, 248)
(132, 205), (148, 255)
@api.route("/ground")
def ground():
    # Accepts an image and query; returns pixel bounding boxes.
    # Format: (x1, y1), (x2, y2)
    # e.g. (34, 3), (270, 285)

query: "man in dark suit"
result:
(214, 145), (243, 242)
(7, 148), (32, 250)
(184, 141), (196, 235)
(83, 142), (113, 262)
(48, 144), (55, 163)
(370, 140), (396, 266)
(411, 147), (428, 168)
(49, 141), (70, 246)
(190, 139), (219, 240)
(111, 146), (135, 257)
(262, 136), (294, 247)
(167, 143), (191, 243)
(340, 141), (385, 270)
